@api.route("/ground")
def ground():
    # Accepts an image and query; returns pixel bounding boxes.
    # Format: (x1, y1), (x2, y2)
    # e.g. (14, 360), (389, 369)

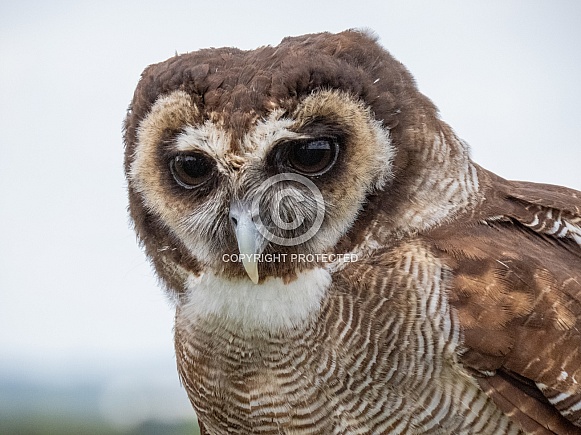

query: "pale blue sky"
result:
(1, 0), (580, 426)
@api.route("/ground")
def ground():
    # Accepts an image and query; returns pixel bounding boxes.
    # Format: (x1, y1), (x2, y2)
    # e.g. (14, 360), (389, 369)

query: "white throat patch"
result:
(181, 268), (331, 332)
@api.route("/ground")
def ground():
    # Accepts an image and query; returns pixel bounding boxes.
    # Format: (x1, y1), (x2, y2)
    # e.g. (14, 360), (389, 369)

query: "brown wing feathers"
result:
(430, 167), (581, 433)
(477, 373), (579, 435)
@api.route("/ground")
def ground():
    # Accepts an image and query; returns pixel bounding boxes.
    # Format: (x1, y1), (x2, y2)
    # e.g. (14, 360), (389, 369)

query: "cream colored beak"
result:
(230, 201), (266, 284)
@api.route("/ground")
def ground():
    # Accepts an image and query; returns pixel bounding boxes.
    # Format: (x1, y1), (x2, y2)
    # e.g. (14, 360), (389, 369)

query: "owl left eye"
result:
(170, 153), (214, 189)
(286, 138), (339, 176)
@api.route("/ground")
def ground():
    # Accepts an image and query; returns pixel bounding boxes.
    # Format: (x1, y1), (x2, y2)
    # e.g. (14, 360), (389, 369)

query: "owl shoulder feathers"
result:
(427, 166), (581, 434)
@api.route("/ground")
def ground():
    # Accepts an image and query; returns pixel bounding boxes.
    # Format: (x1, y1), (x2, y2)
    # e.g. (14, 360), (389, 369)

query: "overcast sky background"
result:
(1, 0), (580, 426)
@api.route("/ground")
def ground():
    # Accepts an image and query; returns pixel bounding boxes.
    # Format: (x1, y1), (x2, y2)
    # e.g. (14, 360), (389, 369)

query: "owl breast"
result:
(175, 241), (522, 434)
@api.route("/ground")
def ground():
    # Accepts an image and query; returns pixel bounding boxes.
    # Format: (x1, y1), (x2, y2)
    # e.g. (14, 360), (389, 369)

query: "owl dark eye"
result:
(170, 153), (214, 189)
(287, 138), (339, 176)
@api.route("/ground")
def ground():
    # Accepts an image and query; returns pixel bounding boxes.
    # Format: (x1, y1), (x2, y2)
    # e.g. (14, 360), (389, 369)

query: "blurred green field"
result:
(0, 417), (200, 435)
(0, 371), (200, 435)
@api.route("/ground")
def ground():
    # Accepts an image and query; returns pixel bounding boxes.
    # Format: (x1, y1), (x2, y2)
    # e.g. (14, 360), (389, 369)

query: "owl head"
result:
(124, 30), (470, 296)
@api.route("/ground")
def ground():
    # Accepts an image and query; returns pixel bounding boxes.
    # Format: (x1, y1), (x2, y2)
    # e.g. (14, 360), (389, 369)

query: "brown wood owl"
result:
(124, 30), (581, 434)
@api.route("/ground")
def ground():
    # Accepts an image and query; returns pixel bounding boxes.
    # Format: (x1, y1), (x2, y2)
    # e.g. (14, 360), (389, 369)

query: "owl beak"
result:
(229, 201), (266, 284)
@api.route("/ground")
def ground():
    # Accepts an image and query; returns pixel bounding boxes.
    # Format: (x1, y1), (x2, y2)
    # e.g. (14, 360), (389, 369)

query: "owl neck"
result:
(396, 125), (480, 229)
(337, 123), (481, 259)
(177, 267), (332, 335)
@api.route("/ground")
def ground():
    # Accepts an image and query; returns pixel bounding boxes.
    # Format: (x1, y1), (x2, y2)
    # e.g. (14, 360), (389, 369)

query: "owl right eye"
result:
(170, 153), (214, 189)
